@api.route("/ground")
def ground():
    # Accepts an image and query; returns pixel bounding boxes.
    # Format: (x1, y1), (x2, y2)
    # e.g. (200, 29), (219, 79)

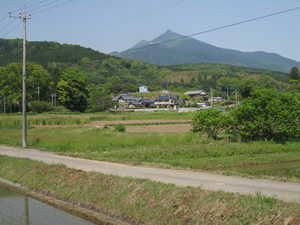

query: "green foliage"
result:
(103, 76), (122, 94)
(0, 39), (107, 67)
(29, 101), (53, 114)
(289, 67), (300, 81)
(115, 124), (126, 132)
(229, 89), (300, 141)
(87, 88), (114, 112)
(191, 108), (226, 139)
(0, 62), (51, 109)
(57, 68), (88, 112)
(238, 78), (259, 98)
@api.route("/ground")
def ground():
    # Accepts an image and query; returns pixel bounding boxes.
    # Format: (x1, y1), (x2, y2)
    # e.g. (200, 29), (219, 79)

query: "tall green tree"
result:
(216, 77), (231, 92)
(289, 67), (300, 81)
(57, 68), (88, 112)
(238, 78), (258, 98)
(104, 76), (122, 94)
(0, 62), (50, 108)
(87, 88), (114, 112)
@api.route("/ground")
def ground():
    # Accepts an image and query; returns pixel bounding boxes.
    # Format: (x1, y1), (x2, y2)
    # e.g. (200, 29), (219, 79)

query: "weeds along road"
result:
(0, 145), (299, 203)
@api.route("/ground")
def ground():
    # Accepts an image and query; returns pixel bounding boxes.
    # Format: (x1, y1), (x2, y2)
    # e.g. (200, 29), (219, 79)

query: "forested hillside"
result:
(0, 39), (107, 68)
(0, 38), (297, 113)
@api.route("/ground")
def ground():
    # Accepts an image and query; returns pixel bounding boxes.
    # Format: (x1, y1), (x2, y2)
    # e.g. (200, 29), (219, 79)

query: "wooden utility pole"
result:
(3, 96), (6, 114)
(36, 85), (40, 101)
(10, 6), (31, 148)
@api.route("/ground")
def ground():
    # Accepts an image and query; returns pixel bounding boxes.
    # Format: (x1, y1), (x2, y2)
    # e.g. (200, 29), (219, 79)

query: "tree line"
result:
(192, 88), (300, 142)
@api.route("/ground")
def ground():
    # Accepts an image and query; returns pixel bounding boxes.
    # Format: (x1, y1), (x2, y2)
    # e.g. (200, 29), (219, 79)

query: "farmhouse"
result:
(155, 95), (184, 110)
(183, 90), (207, 98)
(112, 93), (142, 108)
(112, 93), (154, 108)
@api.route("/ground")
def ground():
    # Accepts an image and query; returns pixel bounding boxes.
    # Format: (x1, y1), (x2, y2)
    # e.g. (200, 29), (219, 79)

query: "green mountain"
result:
(113, 30), (300, 73)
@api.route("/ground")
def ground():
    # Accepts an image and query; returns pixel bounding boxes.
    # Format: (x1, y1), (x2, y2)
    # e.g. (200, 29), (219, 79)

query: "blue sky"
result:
(1, 0), (300, 62)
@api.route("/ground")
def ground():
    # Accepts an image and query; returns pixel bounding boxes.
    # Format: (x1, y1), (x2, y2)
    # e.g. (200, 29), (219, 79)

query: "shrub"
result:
(29, 101), (53, 114)
(230, 89), (300, 141)
(192, 108), (227, 139)
(115, 124), (126, 132)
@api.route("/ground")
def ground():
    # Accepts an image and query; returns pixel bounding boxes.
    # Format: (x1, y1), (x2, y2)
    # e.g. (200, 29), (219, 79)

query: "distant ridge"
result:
(112, 30), (300, 73)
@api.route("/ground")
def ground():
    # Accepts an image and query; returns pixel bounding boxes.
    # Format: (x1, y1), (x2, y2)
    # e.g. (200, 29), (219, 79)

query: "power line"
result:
(27, 0), (59, 13)
(129, 6), (300, 52)
(1, 1), (45, 23)
(0, 18), (17, 33)
(54, 0), (184, 42)
(1, 21), (22, 38)
(10, 0), (47, 14)
(29, 0), (73, 15)
(0, 14), (8, 24)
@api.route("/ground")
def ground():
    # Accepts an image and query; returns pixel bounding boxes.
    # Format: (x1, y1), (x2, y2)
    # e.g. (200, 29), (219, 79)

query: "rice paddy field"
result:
(0, 112), (300, 224)
(0, 111), (299, 182)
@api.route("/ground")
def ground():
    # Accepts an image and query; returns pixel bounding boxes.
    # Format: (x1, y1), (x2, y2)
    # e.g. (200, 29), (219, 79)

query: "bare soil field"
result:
(32, 120), (192, 132)
(91, 120), (192, 132)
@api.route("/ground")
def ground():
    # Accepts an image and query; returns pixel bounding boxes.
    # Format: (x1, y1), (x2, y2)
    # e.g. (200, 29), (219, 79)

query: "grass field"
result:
(0, 112), (299, 224)
(0, 112), (299, 182)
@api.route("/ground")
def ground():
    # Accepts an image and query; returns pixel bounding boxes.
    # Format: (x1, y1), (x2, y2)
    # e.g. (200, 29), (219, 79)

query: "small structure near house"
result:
(139, 99), (155, 107)
(209, 97), (224, 102)
(183, 90), (207, 98)
(139, 86), (148, 93)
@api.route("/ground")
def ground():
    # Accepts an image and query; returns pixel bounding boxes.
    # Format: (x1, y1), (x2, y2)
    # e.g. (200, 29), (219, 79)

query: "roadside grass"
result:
(0, 115), (90, 126)
(0, 155), (299, 225)
(0, 126), (299, 182)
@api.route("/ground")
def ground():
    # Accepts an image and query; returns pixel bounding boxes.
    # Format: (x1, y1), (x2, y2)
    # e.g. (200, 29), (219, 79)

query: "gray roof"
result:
(120, 96), (142, 101)
(112, 93), (141, 101)
(156, 95), (179, 101)
(176, 99), (185, 105)
(140, 99), (154, 103)
(183, 90), (207, 95)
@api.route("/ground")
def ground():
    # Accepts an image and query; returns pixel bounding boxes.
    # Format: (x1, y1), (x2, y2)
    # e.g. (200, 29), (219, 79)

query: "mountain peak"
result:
(150, 30), (183, 44)
(129, 40), (149, 50)
(118, 30), (300, 72)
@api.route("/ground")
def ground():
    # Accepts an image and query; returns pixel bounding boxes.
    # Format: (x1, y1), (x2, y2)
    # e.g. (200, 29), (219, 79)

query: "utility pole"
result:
(211, 87), (213, 108)
(236, 89), (238, 109)
(36, 85), (40, 101)
(227, 87), (229, 101)
(3, 96), (6, 114)
(10, 6), (31, 148)
(50, 93), (56, 107)
(54, 93), (57, 107)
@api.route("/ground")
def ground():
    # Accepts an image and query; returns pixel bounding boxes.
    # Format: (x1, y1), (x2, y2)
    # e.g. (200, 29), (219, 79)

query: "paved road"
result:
(0, 145), (299, 202)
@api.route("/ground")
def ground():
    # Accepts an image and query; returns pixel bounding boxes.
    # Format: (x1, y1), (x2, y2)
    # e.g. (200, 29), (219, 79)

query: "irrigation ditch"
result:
(0, 178), (134, 225)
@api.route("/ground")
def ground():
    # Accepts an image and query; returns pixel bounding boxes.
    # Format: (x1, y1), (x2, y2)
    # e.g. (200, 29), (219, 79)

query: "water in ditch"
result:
(0, 186), (94, 225)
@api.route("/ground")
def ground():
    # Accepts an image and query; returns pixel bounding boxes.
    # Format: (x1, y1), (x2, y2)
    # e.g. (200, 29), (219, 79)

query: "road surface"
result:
(0, 145), (299, 202)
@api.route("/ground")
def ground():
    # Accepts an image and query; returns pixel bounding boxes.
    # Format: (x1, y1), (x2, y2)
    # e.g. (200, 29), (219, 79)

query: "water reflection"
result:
(0, 186), (94, 225)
